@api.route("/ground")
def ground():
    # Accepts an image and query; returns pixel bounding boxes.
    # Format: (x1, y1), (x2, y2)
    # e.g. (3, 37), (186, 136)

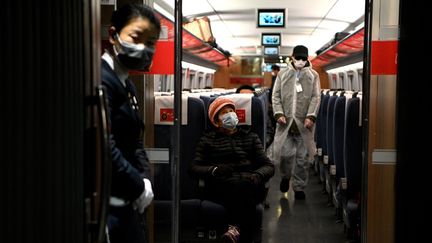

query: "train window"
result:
(338, 72), (346, 89)
(357, 69), (363, 91)
(328, 72), (340, 89)
(197, 75), (203, 89)
(191, 72), (201, 89)
(184, 72), (194, 90)
(205, 73), (213, 88)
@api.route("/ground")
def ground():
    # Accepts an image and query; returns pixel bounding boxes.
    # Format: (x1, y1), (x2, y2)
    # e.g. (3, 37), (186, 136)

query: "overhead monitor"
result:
(263, 46), (279, 56)
(257, 9), (286, 28)
(261, 33), (281, 46)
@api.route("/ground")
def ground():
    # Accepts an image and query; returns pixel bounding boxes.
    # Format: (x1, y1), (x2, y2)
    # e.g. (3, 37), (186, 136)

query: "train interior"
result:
(147, 1), (366, 241)
(4, 0), (432, 243)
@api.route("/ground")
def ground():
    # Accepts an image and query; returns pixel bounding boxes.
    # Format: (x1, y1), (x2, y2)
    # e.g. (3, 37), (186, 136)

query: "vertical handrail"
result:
(96, 85), (112, 243)
(361, 0), (372, 242)
(172, 1), (182, 243)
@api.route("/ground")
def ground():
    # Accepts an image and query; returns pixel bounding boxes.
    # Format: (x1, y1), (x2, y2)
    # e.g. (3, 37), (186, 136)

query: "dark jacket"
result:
(101, 60), (150, 202)
(266, 104), (276, 148)
(269, 75), (277, 103)
(189, 127), (275, 182)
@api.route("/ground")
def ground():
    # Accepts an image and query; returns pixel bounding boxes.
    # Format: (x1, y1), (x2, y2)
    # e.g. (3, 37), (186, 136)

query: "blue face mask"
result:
(115, 34), (155, 71)
(220, 112), (239, 130)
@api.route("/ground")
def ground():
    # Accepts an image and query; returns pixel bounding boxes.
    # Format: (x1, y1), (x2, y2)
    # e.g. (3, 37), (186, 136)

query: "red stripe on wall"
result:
(148, 41), (174, 75)
(130, 41), (175, 75)
(371, 40), (398, 75)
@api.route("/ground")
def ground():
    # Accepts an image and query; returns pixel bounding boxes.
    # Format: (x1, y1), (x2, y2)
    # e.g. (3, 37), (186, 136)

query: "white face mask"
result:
(293, 58), (307, 68)
(114, 34), (155, 71)
(220, 112), (239, 130)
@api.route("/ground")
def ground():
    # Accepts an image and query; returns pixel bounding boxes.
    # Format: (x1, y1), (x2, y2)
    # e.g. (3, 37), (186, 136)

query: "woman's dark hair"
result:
(111, 3), (161, 34)
(235, 84), (255, 93)
(271, 65), (280, 71)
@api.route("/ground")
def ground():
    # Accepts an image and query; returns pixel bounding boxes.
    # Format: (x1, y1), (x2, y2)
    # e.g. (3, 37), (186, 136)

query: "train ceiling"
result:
(155, 0), (365, 58)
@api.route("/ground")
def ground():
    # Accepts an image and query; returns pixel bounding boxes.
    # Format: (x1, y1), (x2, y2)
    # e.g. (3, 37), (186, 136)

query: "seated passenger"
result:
(235, 84), (256, 94)
(189, 96), (275, 243)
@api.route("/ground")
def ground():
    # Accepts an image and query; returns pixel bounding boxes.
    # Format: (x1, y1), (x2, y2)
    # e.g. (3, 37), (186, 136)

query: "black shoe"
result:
(280, 178), (290, 192)
(294, 191), (306, 200)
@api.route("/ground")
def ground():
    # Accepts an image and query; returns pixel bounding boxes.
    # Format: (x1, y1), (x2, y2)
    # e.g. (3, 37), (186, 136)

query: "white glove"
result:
(132, 178), (154, 213)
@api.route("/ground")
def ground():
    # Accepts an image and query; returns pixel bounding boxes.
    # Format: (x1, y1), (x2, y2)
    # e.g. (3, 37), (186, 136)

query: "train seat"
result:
(342, 93), (362, 239)
(153, 95), (207, 241)
(319, 91), (331, 196)
(315, 90), (327, 182)
(153, 93), (266, 242)
(331, 93), (349, 219)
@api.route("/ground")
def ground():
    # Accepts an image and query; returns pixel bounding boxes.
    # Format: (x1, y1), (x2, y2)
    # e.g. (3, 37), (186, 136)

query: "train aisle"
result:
(262, 167), (347, 243)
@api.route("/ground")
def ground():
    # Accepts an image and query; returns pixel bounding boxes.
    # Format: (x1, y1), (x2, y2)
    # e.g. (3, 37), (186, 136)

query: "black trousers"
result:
(107, 204), (147, 243)
(205, 174), (264, 242)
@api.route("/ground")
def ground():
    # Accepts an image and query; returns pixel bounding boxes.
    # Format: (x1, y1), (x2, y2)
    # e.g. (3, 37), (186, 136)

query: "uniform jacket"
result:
(101, 60), (150, 202)
(189, 127), (275, 182)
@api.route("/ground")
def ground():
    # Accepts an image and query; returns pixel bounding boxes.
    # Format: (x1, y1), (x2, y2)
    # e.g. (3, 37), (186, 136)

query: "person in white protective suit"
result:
(271, 45), (321, 199)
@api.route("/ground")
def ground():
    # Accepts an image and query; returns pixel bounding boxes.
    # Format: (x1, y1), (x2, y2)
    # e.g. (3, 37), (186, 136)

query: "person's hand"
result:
(132, 178), (154, 214)
(212, 165), (234, 178)
(249, 173), (262, 185)
(277, 116), (286, 125)
(304, 118), (314, 130)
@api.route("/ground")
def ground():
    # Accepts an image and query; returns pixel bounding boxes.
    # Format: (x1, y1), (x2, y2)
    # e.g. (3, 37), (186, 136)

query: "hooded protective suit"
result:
(272, 58), (320, 191)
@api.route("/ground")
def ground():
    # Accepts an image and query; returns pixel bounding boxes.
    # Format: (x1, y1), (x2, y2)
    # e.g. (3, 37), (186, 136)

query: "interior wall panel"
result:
(3, 1), (86, 242)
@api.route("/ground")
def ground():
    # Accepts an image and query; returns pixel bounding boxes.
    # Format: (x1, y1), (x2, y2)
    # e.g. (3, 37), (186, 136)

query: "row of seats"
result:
(328, 69), (363, 92)
(153, 71), (215, 92)
(314, 89), (363, 240)
(151, 89), (269, 243)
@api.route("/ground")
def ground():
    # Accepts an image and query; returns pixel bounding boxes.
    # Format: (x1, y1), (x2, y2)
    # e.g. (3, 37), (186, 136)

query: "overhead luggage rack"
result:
(311, 28), (364, 68)
(156, 11), (235, 67)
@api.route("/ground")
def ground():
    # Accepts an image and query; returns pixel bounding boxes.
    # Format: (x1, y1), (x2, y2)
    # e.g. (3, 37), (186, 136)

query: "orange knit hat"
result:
(208, 96), (236, 127)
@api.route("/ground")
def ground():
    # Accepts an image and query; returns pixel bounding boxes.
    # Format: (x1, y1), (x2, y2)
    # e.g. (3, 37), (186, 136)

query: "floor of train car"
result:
(153, 167), (350, 243)
(261, 167), (348, 243)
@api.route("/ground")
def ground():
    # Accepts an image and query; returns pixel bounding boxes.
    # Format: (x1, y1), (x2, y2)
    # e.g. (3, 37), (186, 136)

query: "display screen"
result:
(262, 33), (281, 46)
(263, 64), (273, 72)
(257, 9), (285, 27)
(264, 47), (279, 55)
